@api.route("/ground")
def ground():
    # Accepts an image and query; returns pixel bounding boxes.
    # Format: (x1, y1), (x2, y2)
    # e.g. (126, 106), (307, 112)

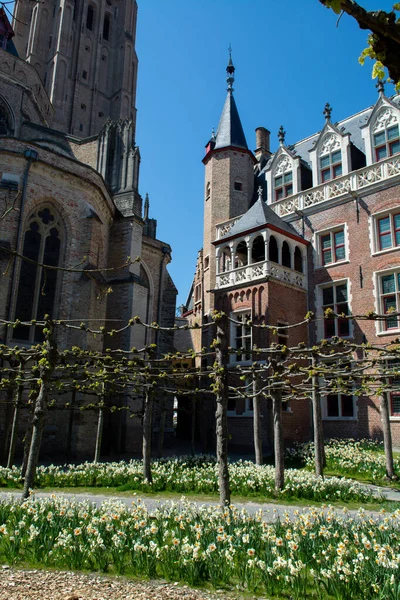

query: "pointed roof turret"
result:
(214, 50), (248, 151)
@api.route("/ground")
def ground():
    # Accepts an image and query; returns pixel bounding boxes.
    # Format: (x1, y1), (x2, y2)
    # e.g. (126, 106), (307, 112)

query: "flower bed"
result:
(286, 439), (400, 483)
(0, 496), (398, 599)
(0, 456), (378, 503)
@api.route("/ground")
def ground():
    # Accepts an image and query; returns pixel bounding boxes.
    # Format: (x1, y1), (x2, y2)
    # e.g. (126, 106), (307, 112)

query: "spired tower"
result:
(12, 0), (138, 138)
(202, 54), (255, 315)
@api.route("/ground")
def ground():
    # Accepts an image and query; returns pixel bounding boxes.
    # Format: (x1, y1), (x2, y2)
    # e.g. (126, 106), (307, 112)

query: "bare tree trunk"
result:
(272, 388), (284, 492)
(214, 314), (230, 507)
(381, 393), (396, 479)
(157, 397), (166, 458)
(253, 376), (263, 465)
(311, 356), (324, 478)
(94, 400), (104, 463)
(142, 388), (154, 483)
(22, 323), (57, 500)
(191, 396), (196, 457)
(21, 421), (32, 479)
(7, 365), (24, 469)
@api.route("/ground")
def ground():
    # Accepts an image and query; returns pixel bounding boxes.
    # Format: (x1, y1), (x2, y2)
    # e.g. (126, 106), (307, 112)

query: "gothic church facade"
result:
(0, 1), (176, 460)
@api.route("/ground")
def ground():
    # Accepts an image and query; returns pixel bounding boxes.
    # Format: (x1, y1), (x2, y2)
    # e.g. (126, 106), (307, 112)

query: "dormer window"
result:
(274, 171), (292, 201)
(373, 124), (400, 161)
(320, 150), (342, 183)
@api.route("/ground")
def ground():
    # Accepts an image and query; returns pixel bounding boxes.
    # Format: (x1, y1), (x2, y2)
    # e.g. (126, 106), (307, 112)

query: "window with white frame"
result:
(375, 211), (400, 252)
(373, 124), (400, 161)
(322, 392), (355, 419)
(321, 360), (356, 419)
(231, 311), (252, 363)
(227, 377), (254, 415)
(320, 150), (342, 183)
(378, 270), (400, 331)
(385, 359), (400, 417)
(319, 228), (346, 266)
(274, 172), (292, 201)
(320, 281), (350, 338)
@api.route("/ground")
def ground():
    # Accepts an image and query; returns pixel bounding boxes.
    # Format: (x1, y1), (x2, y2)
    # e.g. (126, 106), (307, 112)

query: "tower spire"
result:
(226, 44), (235, 92)
(144, 193), (149, 221)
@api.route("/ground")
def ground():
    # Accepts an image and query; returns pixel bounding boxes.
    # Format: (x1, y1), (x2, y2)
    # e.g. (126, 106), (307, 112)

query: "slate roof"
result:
(214, 90), (248, 150)
(217, 197), (303, 242)
(261, 95), (400, 172)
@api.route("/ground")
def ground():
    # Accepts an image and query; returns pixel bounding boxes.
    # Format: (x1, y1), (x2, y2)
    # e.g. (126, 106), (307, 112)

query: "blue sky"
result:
(135, 0), (396, 308)
(5, 0), (395, 307)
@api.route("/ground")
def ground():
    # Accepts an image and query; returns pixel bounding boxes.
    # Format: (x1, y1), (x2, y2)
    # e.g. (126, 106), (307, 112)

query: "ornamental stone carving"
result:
(319, 133), (341, 156)
(373, 107), (398, 132)
(275, 154), (292, 175)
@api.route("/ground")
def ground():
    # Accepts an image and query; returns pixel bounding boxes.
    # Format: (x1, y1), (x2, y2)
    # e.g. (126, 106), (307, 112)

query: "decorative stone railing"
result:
(216, 260), (307, 289)
(215, 154), (400, 238)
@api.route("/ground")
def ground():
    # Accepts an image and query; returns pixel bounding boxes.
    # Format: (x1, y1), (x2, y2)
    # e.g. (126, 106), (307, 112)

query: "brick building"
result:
(0, 2), (176, 460)
(184, 56), (400, 451)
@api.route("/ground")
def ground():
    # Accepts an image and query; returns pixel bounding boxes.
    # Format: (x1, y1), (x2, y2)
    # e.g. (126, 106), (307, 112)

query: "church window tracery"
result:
(13, 206), (63, 343)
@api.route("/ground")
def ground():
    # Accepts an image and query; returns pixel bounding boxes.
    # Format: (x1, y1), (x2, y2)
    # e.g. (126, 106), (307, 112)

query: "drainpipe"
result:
(6, 149), (38, 342)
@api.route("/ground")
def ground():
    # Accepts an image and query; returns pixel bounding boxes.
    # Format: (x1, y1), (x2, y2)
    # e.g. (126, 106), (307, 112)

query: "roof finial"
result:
(278, 125), (286, 145)
(211, 127), (216, 140)
(226, 43), (235, 92)
(144, 192), (149, 221)
(323, 102), (332, 121)
(257, 186), (263, 201)
(376, 79), (385, 96)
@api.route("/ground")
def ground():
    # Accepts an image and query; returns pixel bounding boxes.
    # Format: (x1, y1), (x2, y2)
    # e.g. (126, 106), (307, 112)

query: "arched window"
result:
(269, 235), (278, 263)
(235, 241), (248, 268)
(221, 247), (231, 272)
(103, 13), (111, 40)
(86, 5), (94, 30)
(13, 206), (63, 342)
(294, 246), (303, 272)
(282, 241), (291, 268)
(251, 235), (265, 263)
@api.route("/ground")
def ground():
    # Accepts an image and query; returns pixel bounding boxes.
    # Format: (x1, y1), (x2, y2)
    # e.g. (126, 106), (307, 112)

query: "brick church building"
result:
(0, 1), (176, 460)
(184, 55), (400, 452)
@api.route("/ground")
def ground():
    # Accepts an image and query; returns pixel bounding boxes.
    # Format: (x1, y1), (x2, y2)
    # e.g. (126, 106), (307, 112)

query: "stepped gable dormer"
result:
(361, 81), (400, 165)
(309, 103), (352, 186)
(263, 126), (311, 204)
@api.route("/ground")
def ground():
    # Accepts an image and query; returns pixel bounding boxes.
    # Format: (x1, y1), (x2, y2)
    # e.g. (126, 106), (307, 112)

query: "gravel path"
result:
(0, 567), (221, 600)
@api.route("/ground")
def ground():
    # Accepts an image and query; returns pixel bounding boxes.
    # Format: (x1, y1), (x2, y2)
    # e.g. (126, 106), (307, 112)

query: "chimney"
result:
(254, 127), (271, 162)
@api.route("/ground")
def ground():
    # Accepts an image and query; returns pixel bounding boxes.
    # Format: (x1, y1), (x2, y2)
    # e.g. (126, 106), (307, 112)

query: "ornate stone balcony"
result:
(216, 260), (307, 290)
(215, 154), (400, 240)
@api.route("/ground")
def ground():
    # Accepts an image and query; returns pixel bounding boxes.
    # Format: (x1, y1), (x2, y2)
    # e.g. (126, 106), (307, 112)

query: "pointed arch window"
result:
(86, 4), (94, 30)
(13, 207), (63, 342)
(103, 13), (111, 41)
